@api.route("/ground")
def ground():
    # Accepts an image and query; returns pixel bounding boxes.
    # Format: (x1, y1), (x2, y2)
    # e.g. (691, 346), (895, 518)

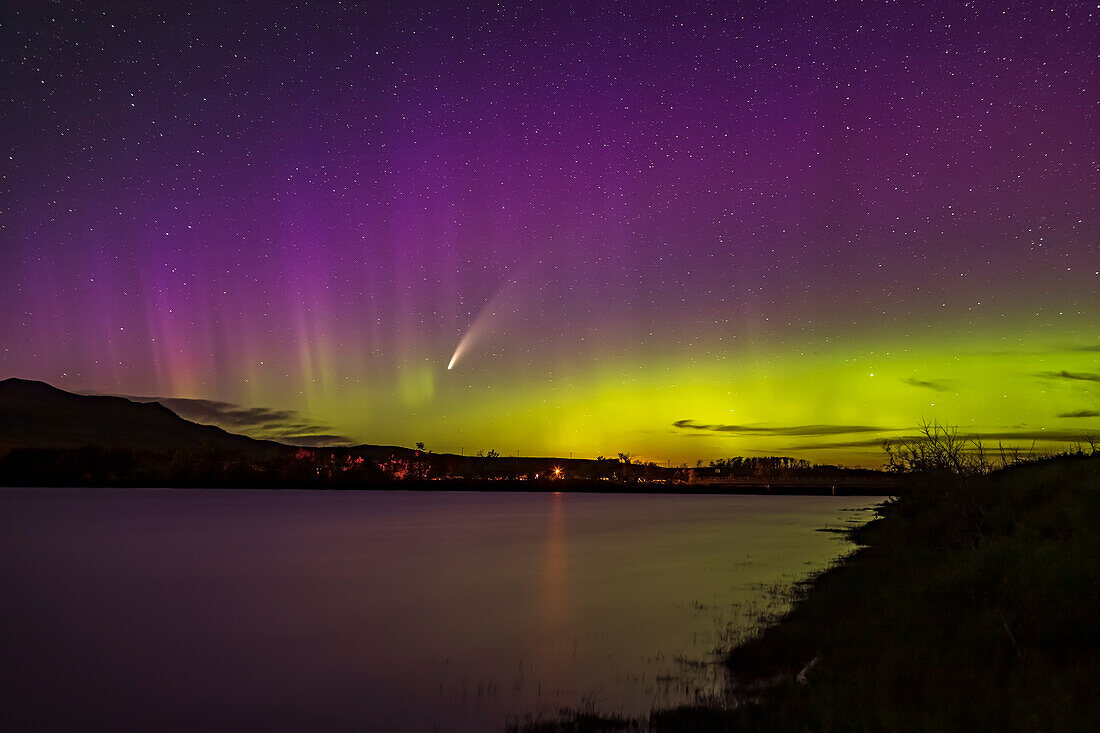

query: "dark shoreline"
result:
(0, 477), (895, 496)
(513, 454), (1100, 732)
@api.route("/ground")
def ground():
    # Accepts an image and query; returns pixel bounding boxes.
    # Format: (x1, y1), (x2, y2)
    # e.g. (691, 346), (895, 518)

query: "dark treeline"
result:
(0, 444), (891, 493)
(697, 455), (884, 480)
(0, 445), (623, 487)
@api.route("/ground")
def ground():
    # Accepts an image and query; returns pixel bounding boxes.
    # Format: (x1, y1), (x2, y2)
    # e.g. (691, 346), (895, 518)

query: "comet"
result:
(446, 306), (501, 371)
(446, 263), (531, 372)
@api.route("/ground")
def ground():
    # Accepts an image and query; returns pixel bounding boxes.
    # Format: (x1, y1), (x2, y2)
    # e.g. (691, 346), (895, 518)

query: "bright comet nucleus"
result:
(447, 331), (472, 371)
(446, 266), (528, 372)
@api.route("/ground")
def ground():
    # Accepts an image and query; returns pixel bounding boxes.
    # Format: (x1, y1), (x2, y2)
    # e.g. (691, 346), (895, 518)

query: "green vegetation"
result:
(713, 451), (1098, 731)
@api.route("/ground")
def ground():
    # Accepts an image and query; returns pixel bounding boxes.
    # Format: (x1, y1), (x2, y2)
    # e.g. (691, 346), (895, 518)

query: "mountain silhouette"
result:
(0, 378), (282, 457)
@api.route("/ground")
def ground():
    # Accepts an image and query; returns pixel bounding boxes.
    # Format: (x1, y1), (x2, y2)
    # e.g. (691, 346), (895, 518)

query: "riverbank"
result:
(674, 454), (1099, 731)
(515, 453), (1099, 731)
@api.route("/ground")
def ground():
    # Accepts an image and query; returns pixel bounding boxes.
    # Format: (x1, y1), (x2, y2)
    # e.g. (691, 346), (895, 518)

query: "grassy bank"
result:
(514, 454), (1099, 732)
(680, 454), (1099, 731)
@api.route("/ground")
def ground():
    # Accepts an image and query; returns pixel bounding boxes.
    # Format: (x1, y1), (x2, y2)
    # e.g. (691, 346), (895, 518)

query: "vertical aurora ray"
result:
(0, 1), (1094, 464)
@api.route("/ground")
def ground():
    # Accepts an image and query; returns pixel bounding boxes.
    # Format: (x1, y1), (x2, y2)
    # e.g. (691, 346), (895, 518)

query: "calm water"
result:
(0, 488), (881, 731)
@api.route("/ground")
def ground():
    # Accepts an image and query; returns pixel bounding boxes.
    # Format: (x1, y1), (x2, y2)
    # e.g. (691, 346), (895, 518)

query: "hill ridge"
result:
(0, 377), (282, 456)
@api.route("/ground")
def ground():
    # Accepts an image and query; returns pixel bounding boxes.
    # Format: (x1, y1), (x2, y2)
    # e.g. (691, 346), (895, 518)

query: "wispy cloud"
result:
(85, 392), (355, 446)
(1058, 410), (1100, 418)
(672, 420), (889, 437)
(902, 377), (951, 392)
(944, 429), (1090, 442)
(787, 429), (1095, 451)
(1036, 371), (1100, 383)
(783, 437), (895, 450)
(277, 434), (355, 447)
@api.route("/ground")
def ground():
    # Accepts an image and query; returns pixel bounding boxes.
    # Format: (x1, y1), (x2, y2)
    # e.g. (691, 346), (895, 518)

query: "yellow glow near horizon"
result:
(261, 326), (1097, 468)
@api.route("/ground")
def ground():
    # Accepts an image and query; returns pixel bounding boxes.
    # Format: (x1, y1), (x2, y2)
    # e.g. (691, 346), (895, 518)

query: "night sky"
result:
(2, 1), (1096, 466)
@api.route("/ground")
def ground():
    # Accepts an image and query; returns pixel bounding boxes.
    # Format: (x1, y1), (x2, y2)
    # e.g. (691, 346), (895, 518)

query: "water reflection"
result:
(535, 491), (570, 676)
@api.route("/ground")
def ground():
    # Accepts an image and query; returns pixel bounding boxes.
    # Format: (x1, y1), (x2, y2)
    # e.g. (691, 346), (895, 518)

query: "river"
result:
(0, 488), (882, 731)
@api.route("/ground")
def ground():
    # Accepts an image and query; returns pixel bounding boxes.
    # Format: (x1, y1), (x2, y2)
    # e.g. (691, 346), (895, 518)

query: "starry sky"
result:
(1, 1), (1096, 466)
